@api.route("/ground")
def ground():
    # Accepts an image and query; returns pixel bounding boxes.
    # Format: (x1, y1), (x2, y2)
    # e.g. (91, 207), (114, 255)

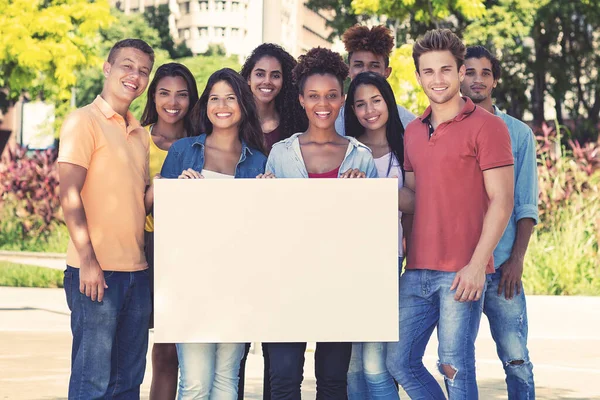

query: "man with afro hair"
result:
(335, 24), (415, 136)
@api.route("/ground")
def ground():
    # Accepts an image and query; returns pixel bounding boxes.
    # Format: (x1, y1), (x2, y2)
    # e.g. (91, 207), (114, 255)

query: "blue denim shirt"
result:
(335, 104), (416, 136)
(160, 133), (267, 179)
(493, 106), (539, 268)
(266, 132), (377, 178)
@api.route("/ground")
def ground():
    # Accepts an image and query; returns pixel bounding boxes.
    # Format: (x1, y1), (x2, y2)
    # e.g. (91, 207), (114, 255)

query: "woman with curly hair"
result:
(258, 47), (377, 400)
(237, 43), (307, 400)
(335, 24), (415, 136)
(240, 43), (307, 153)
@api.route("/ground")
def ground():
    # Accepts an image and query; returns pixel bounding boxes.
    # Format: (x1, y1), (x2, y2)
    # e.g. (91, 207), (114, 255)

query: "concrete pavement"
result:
(0, 286), (599, 399)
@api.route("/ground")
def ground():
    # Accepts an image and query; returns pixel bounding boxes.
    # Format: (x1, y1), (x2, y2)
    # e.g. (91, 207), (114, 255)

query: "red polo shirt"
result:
(404, 97), (513, 273)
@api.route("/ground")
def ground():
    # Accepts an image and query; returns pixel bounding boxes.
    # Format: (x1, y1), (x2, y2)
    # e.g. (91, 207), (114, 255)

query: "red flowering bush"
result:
(0, 146), (63, 247)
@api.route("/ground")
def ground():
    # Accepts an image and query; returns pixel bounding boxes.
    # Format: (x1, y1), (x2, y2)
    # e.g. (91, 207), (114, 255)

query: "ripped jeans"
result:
(484, 267), (535, 399)
(387, 269), (485, 400)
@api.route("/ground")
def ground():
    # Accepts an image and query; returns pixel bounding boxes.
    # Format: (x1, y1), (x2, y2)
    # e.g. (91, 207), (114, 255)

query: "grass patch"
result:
(0, 261), (63, 288)
(0, 222), (69, 253)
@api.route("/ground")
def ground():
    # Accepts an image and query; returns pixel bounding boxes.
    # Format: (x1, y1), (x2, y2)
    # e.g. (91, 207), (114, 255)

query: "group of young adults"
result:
(58, 22), (538, 400)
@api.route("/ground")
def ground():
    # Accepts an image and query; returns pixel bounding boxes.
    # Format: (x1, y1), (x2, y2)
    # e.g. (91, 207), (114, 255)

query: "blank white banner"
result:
(154, 178), (398, 343)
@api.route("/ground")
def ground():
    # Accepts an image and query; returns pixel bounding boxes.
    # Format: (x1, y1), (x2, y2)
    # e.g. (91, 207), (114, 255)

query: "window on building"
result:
(181, 1), (190, 14)
(232, 27), (239, 37)
(216, 27), (225, 37)
(199, 1), (208, 10)
(200, 27), (208, 36)
(216, 1), (226, 11)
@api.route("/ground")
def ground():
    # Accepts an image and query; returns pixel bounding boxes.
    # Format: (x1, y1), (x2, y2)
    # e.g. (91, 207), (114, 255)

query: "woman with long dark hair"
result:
(344, 71), (415, 400)
(240, 43), (307, 153)
(140, 62), (199, 400)
(160, 68), (267, 400)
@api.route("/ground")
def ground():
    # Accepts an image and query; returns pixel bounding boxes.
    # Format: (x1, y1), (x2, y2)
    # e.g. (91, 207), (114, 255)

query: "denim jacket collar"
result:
(191, 133), (254, 162)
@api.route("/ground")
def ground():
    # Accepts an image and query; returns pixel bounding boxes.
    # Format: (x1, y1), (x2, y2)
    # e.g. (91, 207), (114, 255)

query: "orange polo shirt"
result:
(58, 95), (149, 272)
(404, 98), (513, 274)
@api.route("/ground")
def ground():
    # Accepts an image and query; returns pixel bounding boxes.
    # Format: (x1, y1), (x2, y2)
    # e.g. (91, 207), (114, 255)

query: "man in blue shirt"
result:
(461, 45), (539, 400)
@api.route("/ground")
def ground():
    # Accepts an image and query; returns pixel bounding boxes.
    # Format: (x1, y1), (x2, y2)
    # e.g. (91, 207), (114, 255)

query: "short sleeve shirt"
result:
(404, 97), (513, 273)
(58, 96), (149, 272)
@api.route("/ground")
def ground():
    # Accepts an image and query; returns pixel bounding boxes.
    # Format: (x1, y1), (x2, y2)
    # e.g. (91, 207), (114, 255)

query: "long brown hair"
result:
(191, 68), (266, 154)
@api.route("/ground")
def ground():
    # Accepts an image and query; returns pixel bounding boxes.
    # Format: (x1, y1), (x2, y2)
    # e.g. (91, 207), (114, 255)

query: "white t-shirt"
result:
(374, 152), (404, 259)
(202, 170), (235, 179)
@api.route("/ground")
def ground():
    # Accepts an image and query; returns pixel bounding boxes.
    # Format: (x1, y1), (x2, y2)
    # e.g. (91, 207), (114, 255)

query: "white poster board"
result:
(154, 179), (399, 343)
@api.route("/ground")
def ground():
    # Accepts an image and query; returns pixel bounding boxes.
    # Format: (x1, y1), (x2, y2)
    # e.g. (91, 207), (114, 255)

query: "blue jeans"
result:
(347, 342), (399, 400)
(64, 265), (152, 399)
(176, 343), (245, 399)
(387, 269), (485, 400)
(268, 342), (352, 400)
(484, 267), (535, 399)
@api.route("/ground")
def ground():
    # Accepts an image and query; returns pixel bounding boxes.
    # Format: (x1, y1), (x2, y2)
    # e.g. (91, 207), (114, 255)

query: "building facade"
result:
(111, 0), (333, 58)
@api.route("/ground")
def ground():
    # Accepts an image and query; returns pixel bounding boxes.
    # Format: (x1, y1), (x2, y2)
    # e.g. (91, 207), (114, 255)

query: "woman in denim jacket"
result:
(259, 47), (377, 400)
(160, 68), (266, 400)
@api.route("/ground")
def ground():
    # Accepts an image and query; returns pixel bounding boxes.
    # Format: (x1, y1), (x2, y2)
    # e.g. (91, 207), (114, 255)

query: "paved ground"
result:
(0, 286), (599, 399)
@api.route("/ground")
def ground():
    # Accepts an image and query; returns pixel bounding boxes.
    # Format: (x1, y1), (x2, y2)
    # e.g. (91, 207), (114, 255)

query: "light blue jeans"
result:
(484, 267), (535, 399)
(387, 269), (486, 399)
(176, 343), (245, 400)
(347, 342), (399, 400)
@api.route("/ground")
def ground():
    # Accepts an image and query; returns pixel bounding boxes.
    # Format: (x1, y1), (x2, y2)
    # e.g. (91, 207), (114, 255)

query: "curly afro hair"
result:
(292, 47), (349, 94)
(241, 43), (307, 140)
(342, 25), (395, 67)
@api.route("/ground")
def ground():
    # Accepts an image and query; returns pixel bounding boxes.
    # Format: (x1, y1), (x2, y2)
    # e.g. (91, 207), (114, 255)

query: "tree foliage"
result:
(143, 4), (193, 59)
(306, 0), (363, 41)
(388, 44), (428, 115)
(0, 0), (113, 110)
(352, 0), (486, 28)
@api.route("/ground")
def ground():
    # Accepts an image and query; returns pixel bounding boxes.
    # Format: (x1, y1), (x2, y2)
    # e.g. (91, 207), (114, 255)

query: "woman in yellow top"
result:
(140, 62), (199, 400)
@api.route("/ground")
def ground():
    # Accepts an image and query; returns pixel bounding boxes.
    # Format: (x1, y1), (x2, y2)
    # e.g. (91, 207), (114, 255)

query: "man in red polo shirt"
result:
(386, 29), (514, 399)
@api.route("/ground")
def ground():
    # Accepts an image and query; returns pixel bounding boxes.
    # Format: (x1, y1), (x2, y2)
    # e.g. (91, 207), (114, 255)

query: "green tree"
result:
(0, 0), (113, 110)
(143, 5), (193, 59)
(537, 1), (600, 139)
(463, 0), (545, 121)
(74, 7), (169, 109)
(306, 0), (363, 41)
(352, 0), (486, 29)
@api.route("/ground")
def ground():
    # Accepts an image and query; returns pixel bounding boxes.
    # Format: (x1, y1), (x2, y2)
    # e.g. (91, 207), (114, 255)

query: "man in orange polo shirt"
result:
(58, 39), (154, 399)
(386, 30), (514, 399)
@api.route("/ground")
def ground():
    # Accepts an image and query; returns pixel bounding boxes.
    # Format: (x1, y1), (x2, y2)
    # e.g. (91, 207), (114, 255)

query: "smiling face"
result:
(206, 80), (241, 130)
(103, 47), (153, 105)
(299, 74), (344, 130)
(154, 76), (190, 125)
(352, 84), (389, 132)
(461, 57), (497, 104)
(415, 50), (465, 105)
(349, 50), (391, 80)
(247, 55), (283, 105)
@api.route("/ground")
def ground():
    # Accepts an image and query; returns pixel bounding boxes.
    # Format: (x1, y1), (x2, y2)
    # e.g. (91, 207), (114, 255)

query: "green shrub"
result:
(0, 146), (68, 252)
(524, 123), (600, 295)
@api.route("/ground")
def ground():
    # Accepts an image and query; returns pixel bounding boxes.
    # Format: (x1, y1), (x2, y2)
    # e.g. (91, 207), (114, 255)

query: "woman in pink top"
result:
(344, 71), (415, 400)
(258, 47), (377, 400)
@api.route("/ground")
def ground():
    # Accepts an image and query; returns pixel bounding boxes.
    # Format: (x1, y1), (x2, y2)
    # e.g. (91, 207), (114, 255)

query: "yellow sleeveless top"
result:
(145, 124), (169, 232)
